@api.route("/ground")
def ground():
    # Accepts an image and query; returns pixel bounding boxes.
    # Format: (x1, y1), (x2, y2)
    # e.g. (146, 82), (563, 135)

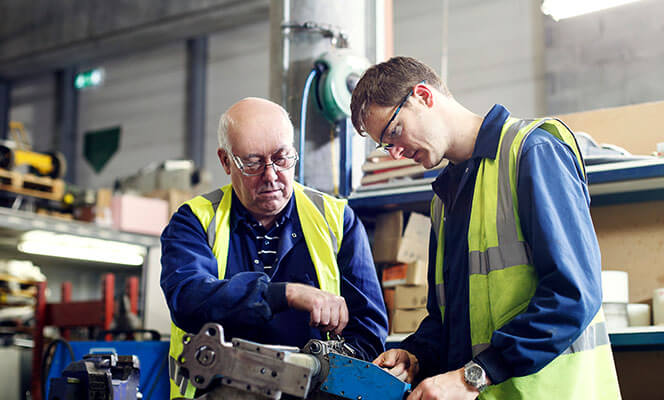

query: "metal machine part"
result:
(175, 323), (410, 400)
(281, 21), (349, 49)
(175, 323), (317, 399)
(317, 352), (411, 400)
(48, 353), (141, 400)
(303, 334), (357, 359)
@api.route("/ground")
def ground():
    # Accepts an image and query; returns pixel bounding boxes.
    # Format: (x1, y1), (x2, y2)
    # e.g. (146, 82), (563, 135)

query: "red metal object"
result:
(60, 282), (72, 340)
(31, 273), (116, 400)
(103, 274), (114, 341)
(126, 276), (139, 315)
(31, 281), (47, 400)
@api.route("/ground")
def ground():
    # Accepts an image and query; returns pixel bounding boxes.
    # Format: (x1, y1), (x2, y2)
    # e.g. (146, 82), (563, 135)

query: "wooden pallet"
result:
(0, 168), (64, 201)
(0, 273), (39, 285)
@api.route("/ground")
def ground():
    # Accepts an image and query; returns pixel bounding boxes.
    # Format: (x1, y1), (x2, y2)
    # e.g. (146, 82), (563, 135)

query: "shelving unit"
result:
(586, 158), (664, 205)
(609, 326), (664, 351)
(348, 158), (664, 212)
(0, 207), (160, 247)
(0, 206), (168, 334)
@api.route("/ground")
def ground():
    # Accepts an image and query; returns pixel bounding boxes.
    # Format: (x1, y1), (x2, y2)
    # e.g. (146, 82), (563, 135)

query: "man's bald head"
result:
(217, 97), (293, 152)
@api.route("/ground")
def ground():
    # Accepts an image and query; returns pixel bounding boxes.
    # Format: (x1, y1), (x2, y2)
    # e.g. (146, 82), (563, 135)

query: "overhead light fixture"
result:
(541, 0), (644, 21)
(18, 230), (146, 266)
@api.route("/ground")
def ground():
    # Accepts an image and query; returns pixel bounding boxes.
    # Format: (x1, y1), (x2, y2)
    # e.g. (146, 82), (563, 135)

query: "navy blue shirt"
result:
(401, 105), (602, 384)
(232, 192), (289, 277)
(160, 189), (388, 361)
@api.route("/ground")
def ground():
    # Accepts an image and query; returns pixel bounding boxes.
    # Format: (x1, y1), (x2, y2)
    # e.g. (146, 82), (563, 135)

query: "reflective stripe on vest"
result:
(430, 197), (446, 319)
(200, 189), (223, 250)
(430, 118), (620, 399)
(168, 182), (346, 398)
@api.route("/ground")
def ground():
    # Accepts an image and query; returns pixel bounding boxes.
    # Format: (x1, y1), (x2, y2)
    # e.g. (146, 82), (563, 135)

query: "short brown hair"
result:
(350, 56), (450, 134)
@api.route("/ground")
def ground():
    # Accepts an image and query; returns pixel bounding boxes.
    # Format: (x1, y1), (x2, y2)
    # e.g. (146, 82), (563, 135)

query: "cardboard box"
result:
(373, 211), (431, 264)
(147, 189), (193, 216)
(382, 287), (395, 333)
(397, 212), (431, 263)
(382, 260), (428, 287)
(394, 284), (427, 309)
(373, 211), (403, 264)
(111, 194), (169, 236)
(557, 100), (664, 156)
(96, 188), (112, 209)
(383, 287), (395, 312)
(391, 308), (428, 333)
(382, 263), (407, 287)
(95, 188), (113, 227)
(406, 259), (428, 286)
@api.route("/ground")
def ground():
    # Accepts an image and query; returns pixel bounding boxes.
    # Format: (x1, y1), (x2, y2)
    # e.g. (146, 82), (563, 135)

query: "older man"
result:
(161, 97), (387, 398)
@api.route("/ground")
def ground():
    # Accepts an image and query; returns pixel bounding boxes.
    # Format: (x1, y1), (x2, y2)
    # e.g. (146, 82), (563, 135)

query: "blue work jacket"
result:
(401, 104), (602, 384)
(160, 191), (388, 361)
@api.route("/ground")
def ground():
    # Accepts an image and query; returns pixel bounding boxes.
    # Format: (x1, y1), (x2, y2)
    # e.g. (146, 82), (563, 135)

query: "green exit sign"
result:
(74, 68), (105, 89)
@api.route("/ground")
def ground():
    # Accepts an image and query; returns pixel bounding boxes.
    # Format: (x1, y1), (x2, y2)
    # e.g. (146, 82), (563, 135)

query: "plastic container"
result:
(627, 303), (651, 327)
(654, 288), (664, 326)
(601, 270), (629, 303)
(604, 302), (629, 331)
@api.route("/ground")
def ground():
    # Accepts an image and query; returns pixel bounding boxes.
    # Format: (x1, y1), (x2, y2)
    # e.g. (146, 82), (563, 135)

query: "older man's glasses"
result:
(231, 152), (299, 176)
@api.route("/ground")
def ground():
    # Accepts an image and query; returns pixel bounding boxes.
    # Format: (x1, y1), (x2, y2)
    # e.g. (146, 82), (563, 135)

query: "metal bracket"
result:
(176, 323), (316, 399)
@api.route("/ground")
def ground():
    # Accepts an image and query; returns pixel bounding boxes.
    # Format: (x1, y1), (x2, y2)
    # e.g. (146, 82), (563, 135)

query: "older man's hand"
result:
(285, 283), (349, 335)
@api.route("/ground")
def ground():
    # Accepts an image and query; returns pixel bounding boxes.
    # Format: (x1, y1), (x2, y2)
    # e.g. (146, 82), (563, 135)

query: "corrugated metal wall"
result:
(5, 0), (664, 185)
(544, 0), (664, 114)
(206, 21), (270, 188)
(77, 42), (187, 189)
(9, 76), (56, 152)
(395, 0), (546, 117)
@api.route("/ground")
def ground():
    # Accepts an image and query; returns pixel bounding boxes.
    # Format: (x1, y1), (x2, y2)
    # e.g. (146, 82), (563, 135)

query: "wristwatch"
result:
(464, 360), (488, 392)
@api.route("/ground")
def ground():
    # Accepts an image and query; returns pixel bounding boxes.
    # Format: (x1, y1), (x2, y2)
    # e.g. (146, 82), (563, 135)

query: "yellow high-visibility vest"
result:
(168, 182), (346, 398)
(430, 118), (621, 399)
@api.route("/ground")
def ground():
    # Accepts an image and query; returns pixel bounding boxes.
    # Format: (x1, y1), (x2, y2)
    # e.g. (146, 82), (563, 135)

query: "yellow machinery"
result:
(0, 122), (66, 179)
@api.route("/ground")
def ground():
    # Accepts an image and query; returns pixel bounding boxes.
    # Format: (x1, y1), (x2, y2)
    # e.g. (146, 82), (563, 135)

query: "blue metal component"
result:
(320, 353), (410, 400)
(338, 118), (353, 197)
(47, 341), (169, 400)
(49, 353), (141, 400)
(610, 330), (664, 352)
(587, 160), (664, 184)
(590, 188), (664, 206)
(299, 67), (319, 184)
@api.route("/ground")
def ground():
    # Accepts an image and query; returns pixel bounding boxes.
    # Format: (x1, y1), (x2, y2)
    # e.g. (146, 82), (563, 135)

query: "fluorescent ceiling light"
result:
(541, 0), (644, 21)
(18, 230), (146, 266)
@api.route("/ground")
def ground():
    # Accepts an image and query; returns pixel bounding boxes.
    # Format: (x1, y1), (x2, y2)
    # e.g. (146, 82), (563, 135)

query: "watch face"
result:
(467, 365), (483, 381)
